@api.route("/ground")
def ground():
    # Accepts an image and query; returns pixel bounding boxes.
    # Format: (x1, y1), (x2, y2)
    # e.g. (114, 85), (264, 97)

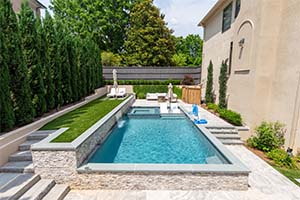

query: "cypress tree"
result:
(43, 11), (56, 110)
(205, 60), (214, 104)
(53, 22), (64, 108)
(19, 2), (47, 117)
(0, 3), (15, 132)
(79, 40), (88, 97)
(57, 23), (72, 104)
(219, 61), (228, 109)
(68, 37), (79, 102)
(2, 0), (34, 125)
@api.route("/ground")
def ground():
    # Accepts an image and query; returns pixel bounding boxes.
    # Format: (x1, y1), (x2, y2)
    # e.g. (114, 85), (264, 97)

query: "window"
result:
(235, 0), (241, 18)
(228, 42), (233, 75)
(222, 3), (233, 32)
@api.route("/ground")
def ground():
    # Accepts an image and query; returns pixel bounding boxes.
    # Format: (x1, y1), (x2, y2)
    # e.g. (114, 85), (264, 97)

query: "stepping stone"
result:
(43, 184), (70, 200)
(0, 161), (34, 173)
(19, 140), (40, 151)
(0, 174), (40, 200)
(214, 134), (241, 140)
(220, 139), (244, 145)
(208, 129), (239, 134)
(9, 150), (32, 162)
(19, 179), (55, 200)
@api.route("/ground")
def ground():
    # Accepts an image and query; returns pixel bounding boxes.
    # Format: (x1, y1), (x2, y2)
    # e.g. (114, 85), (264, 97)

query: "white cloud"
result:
(154, 0), (218, 37)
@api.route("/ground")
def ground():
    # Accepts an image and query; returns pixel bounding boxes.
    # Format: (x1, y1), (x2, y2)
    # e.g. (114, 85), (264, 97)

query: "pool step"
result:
(0, 173), (40, 200)
(0, 161), (34, 173)
(9, 150), (32, 162)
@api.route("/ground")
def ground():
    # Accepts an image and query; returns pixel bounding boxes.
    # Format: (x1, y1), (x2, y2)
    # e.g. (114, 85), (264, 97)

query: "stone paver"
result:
(64, 145), (300, 200)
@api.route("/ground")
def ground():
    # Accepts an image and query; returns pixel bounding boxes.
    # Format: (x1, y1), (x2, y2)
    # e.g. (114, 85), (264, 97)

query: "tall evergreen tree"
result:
(0, 3), (15, 132)
(205, 60), (214, 104)
(123, 0), (175, 66)
(67, 37), (79, 102)
(2, 0), (34, 125)
(57, 22), (72, 104)
(43, 11), (56, 110)
(78, 40), (88, 97)
(19, 2), (47, 117)
(219, 61), (228, 109)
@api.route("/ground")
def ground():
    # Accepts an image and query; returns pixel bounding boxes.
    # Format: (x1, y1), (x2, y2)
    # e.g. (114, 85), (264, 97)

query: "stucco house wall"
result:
(200, 0), (300, 152)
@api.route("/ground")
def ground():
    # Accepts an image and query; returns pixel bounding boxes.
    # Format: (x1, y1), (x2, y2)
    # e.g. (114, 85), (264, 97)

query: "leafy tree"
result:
(0, 3), (15, 132)
(174, 34), (203, 66)
(171, 53), (187, 66)
(205, 61), (214, 104)
(123, 0), (175, 66)
(219, 61), (228, 109)
(43, 11), (56, 110)
(51, 0), (140, 52)
(19, 2), (47, 117)
(101, 52), (122, 66)
(2, 0), (34, 125)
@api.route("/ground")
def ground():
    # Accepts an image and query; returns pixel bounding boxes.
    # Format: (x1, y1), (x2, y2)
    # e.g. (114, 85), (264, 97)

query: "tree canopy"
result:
(51, 0), (141, 53)
(123, 0), (175, 66)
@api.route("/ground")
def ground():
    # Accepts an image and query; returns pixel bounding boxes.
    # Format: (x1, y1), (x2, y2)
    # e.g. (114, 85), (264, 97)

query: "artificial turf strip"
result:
(272, 165), (300, 186)
(40, 98), (124, 143)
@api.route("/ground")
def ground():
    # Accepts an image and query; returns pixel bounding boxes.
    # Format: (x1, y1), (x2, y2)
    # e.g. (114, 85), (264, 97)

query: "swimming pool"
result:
(88, 114), (228, 164)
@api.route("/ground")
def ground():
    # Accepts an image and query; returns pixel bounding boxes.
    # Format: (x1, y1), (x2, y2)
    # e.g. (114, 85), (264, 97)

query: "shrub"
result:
(207, 103), (219, 113)
(218, 109), (242, 126)
(247, 122), (286, 152)
(133, 85), (182, 99)
(105, 80), (182, 86)
(172, 53), (187, 66)
(267, 149), (296, 169)
(181, 75), (195, 85)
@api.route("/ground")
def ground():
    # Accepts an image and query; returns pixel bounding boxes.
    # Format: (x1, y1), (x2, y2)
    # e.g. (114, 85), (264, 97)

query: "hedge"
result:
(105, 80), (181, 86)
(133, 85), (182, 99)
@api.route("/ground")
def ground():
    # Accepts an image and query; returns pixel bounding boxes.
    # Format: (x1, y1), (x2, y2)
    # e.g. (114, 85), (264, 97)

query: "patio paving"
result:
(64, 145), (300, 200)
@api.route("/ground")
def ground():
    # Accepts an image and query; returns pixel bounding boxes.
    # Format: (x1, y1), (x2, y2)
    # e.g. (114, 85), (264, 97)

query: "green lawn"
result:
(272, 165), (300, 186)
(41, 97), (124, 142)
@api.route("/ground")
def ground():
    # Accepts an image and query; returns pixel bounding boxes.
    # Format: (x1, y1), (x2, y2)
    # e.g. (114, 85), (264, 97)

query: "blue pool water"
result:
(88, 115), (228, 164)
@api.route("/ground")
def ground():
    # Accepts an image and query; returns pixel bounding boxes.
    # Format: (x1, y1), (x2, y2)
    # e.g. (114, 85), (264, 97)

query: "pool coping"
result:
(77, 104), (250, 175)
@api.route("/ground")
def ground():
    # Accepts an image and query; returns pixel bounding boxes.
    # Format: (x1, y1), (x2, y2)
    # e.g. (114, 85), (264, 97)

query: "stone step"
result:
(214, 134), (241, 140)
(0, 174), (40, 200)
(0, 173), (20, 189)
(43, 184), (70, 200)
(9, 150), (32, 162)
(27, 130), (54, 141)
(220, 139), (244, 145)
(205, 126), (236, 130)
(19, 179), (55, 200)
(0, 161), (34, 173)
(208, 129), (239, 134)
(19, 140), (40, 151)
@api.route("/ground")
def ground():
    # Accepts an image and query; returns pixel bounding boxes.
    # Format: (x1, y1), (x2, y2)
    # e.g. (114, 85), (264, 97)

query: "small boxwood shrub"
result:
(267, 149), (296, 169)
(206, 103), (242, 126)
(218, 109), (242, 126)
(247, 122), (286, 152)
(105, 80), (181, 86)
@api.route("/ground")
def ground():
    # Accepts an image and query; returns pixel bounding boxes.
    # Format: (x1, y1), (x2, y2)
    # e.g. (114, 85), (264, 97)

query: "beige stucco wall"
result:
(201, 0), (300, 152)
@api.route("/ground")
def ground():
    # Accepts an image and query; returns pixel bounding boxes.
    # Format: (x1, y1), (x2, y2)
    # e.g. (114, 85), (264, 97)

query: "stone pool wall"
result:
(32, 95), (135, 184)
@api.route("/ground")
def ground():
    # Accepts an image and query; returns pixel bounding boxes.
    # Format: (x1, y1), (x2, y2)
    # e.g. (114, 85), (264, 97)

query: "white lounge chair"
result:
(160, 103), (169, 114)
(146, 93), (158, 101)
(107, 88), (116, 98)
(116, 88), (126, 98)
(170, 103), (181, 113)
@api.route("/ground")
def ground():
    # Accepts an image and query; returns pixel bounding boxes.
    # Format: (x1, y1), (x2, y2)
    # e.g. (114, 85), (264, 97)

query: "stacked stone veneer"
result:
(32, 96), (135, 185)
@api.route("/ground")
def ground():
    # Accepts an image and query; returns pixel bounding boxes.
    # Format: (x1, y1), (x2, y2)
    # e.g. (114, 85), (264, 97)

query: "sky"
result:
(39, 0), (218, 38)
